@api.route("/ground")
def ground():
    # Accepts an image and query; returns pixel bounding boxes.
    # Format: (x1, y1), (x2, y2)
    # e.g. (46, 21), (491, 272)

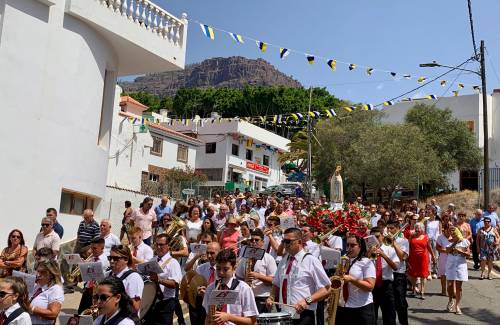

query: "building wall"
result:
(148, 133), (197, 170)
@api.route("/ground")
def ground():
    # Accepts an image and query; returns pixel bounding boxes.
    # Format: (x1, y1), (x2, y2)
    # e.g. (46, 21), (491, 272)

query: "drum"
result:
(139, 280), (157, 320)
(257, 312), (292, 325)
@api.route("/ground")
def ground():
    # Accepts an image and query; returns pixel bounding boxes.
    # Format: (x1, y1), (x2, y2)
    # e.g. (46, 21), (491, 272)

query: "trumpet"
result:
(318, 225), (343, 243)
(383, 222), (409, 246)
(68, 255), (93, 283)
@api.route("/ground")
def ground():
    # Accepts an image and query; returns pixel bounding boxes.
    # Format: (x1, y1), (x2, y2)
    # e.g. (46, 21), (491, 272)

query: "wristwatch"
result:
(305, 296), (313, 305)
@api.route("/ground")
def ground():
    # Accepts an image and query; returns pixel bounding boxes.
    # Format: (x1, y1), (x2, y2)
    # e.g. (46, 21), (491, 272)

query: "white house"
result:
(381, 90), (500, 191)
(170, 119), (290, 193)
(0, 0), (188, 245)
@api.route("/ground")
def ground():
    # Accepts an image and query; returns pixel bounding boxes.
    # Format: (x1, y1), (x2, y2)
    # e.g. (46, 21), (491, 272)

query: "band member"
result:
(30, 260), (64, 324)
(202, 249), (259, 325)
(146, 234), (183, 324)
(336, 234), (376, 324)
(161, 214), (189, 260)
(78, 237), (110, 314)
(370, 227), (399, 325)
(128, 227), (154, 267)
(387, 221), (409, 325)
(266, 228), (330, 325)
(93, 277), (139, 325)
(321, 220), (343, 252)
(0, 276), (31, 324)
(185, 232), (216, 272)
(107, 245), (143, 313)
(301, 226), (320, 258)
(235, 229), (277, 313)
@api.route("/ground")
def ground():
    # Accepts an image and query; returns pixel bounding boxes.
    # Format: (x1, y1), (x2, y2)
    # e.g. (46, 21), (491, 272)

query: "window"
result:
(60, 189), (95, 215)
(206, 142), (216, 154)
(148, 173), (160, 182)
(177, 144), (188, 163)
(466, 120), (475, 134)
(232, 144), (239, 156)
(246, 149), (253, 161)
(196, 168), (223, 181)
(151, 136), (163, 156)
(263, 155), (270, 166)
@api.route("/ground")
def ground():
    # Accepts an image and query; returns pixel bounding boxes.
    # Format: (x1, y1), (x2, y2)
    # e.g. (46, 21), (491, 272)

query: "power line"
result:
(467, 0), (479, 59)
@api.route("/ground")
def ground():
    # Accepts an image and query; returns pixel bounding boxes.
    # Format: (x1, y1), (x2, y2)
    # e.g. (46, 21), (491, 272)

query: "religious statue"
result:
(330, 165), (344, 203)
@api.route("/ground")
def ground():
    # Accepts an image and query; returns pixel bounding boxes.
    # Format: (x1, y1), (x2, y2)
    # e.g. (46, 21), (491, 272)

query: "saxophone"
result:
(245, 257), (256, 288)
(208, 281), (222, 325)
(326, 255), (350, 325)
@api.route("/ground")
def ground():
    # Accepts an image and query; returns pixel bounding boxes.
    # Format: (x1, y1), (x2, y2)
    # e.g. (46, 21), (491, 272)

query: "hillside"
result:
(120, 56), (302, 97)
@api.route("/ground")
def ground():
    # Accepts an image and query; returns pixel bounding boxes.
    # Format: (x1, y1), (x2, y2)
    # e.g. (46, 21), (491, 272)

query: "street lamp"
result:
(419, 40), (489, 208)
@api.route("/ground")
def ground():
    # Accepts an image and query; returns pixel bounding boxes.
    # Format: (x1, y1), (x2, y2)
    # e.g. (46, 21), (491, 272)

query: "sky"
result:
(146, 0), (500, 105)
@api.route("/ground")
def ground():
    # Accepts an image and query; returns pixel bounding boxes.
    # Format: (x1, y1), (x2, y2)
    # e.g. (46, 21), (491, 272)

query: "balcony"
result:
(65, 0), (187, 76)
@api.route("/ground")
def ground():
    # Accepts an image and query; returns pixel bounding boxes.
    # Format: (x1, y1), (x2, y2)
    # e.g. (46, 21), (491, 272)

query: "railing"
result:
(95, 0), (187, 47)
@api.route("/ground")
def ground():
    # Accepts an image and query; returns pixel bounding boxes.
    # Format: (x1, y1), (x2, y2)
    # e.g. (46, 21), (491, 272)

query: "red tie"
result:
(342, 281), (349, 303)
(375, 256), (383, 287)
(208, 266), (215, 285)
(0, 312), (5, 325)
(133, 247), (138, 257)
(281, 256), (295, 304)
(219, 283), (228, 313)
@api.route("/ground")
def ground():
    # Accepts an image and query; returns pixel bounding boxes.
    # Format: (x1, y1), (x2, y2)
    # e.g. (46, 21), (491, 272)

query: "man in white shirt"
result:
(202, 249), (259, 325)
(387, 221), (409, 325)
(252, 197), (267, 229)
(267, 228), (331, 325)
(235, 229), (277, 313)
(371, 227), (400, 325)
(100, 219), (121, 256)
(369, 204), (382, 228)
(128, 227), (154, 267)
(147, 233), (183, 325)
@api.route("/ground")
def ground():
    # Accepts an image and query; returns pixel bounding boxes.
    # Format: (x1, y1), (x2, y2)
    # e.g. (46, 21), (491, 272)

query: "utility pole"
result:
(480, 40), (489, 208)
(307, 87), (313, 198)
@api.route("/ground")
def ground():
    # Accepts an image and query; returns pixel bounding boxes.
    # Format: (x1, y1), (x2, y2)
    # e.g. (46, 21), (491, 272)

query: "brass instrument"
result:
(165, 216), (186, 248)
(318, 225), (343, 243)
(208, 281), (221, 325)
(68, 255), (93, 283)
(368, 245), (379, 260)
(245, 257), (256, 288)
(327, 256), (350, 325)
(81, 304), (99, 319)
(383, 222), (409, 246)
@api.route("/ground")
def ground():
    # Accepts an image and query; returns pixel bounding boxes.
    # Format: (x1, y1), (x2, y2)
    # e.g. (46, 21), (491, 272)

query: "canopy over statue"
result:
(330, 165), (343, 203)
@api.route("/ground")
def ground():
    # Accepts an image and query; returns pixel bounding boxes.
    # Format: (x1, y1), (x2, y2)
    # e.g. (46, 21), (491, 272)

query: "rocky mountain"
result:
(120, 56), (302, 97)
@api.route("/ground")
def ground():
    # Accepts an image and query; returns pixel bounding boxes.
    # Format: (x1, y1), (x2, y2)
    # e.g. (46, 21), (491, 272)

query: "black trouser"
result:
(316, 299), (325, 325)
(77, 288), (93, 314)
(373, 280), (396, 325)
(336, 303), (376, 325)
(472, 236), (480, 267)
(255, 296), (269, 313)
(393, 273), (408, 325)
(147, 298), (176, 325)
(292, 309), (315, 325)
(174, 287), (186, 324)
(188, 303), (206, 324)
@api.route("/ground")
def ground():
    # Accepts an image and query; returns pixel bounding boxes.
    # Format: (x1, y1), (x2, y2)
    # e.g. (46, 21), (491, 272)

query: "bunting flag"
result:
(424, 95), (437, 100)
(291, 113), (304, 120)
(343, 106), (353, 112)
(473, 85), (481, 93)
(200, 24), (215, 40)
(417, 77), (427, 83)
(325, 109), (337, 117)
(452, 90), (460, 97)
(306, 55), (315, 65)
(458, 83), (464, 89)
(229, 33), (244, 43)
(383, 101), (394, 106)
(327, 59), (337, 71)
(362, 104), (374, 111)
(366, 68), (374, 76)
(308, 111), (321, 118)
(273, 115), (283, 124)
(440, 80), (447, 86)
(279, 48), (289, 59)
(401, 98), (412, 102)
(403, 74), (412, 79)
(348, 63), (357, 71)
(390, 72), (397, 77)
(257, 41), (268, 52)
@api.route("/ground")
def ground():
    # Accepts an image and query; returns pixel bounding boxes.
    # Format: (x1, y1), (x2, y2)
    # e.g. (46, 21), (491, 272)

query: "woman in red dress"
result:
(408, 223), (437, 299)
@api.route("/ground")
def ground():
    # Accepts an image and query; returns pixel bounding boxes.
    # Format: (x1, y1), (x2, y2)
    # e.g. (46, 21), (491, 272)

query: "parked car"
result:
(259, 183), (300, 197)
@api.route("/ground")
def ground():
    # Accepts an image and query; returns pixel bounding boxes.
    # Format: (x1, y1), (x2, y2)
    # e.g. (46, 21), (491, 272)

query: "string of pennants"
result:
(195, 20), (481, 93)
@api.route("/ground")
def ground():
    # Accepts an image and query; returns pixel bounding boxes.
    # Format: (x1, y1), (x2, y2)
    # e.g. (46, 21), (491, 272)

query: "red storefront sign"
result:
(246, 161), (270, 174)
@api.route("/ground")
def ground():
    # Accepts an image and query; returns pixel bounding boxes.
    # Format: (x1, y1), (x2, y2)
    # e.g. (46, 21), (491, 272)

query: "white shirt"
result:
(377, 244), (399, 281)
(340, 257), (375, 308)
(235, 253), (277, 297)
(110, 267), (144, 300)
(93, 314), (135, 325)
(273, 249), (331, 311)
(426, 220), (440, 241)
(305, 240), (321, 259)
(196, 262), (216, 282)
(30, 284), (64, 324)
(371, 214), (382, 228)
(103, 233), (121, 255)
(255, 207), (267, 228)
(186, 219), (203, 242)
(264, 234), (283, 264)
(156, 253), (182, 299)
(202, 276), (259, 325)
(327, 235), (343, 251)
(394, 237), (409, 274)
(132, 242), (154, 264)
(3, 303), (31, 325)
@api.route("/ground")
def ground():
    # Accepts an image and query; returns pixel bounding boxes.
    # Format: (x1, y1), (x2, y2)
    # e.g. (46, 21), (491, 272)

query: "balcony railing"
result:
(95, 0), (186, 48)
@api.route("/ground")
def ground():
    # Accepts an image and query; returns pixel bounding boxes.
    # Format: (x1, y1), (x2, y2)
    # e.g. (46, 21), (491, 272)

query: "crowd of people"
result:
(0, 190), (498, 325)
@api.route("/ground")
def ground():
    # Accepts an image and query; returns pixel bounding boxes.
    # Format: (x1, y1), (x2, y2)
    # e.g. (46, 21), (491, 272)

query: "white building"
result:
(170, 119), (290, 193)
(381, 91), (500, 191)
(0, 0), (187, 245)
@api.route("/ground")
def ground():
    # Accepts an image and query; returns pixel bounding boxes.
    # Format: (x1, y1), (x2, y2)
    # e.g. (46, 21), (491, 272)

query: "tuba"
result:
(326, 256), (350, 325)
(165, 216), (186, 249)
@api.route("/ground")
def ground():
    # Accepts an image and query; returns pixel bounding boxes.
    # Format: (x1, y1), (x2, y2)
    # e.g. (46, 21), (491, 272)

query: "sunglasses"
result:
(41, 224), (51, 227)
(282, 238), (298, 245)
(107, 256), (126, 262)
(93, 294), (113, 302)
(10, 235), (21, 239)
(249, 238), (262, 242)
(0, 291), (13, 298)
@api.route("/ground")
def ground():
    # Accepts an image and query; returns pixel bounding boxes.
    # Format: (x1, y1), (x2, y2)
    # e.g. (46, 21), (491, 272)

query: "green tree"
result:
(405, 104), (482, 173)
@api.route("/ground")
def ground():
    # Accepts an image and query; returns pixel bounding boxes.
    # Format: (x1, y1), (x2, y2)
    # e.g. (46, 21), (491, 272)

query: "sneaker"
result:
(432, 274), (438, 279)
(447, 300), (455, 312)
(455, 307), (462, 315)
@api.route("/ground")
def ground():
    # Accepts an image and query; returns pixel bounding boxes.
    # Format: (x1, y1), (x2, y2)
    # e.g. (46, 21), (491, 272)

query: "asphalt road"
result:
(405, 261), (500, 325)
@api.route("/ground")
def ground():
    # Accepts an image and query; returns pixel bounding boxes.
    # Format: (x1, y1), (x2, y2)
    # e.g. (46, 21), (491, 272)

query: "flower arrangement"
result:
(307, 203), (369, 238)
